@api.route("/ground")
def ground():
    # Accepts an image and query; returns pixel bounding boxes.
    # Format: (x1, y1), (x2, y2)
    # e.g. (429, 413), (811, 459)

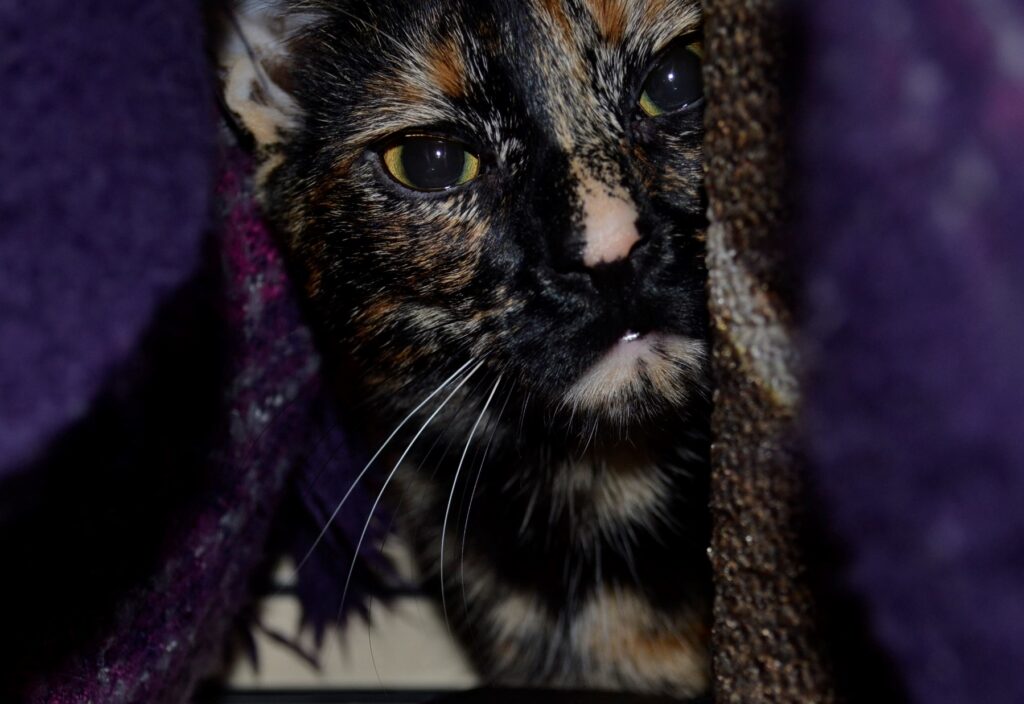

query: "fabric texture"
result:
(0, 1), (214, 476)
(702, 0), (838, 701)
(1, 4), (377, 700)
(2, 147), (370, 703)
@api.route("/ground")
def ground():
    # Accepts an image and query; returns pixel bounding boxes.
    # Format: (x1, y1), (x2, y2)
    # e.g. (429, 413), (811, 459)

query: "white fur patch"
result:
(562, 334), (706, 421)
(592, 460), (669, 529)
(488, 591), (552, 642)
(551, 447), (671, 536)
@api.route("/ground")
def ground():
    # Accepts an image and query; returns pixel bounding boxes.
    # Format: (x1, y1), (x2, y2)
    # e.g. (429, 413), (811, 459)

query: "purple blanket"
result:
(0, 3), (371, 699)
(0, 1), (213, 476)
(2, 143), (372, 701)
(2, 0), (1023, 702)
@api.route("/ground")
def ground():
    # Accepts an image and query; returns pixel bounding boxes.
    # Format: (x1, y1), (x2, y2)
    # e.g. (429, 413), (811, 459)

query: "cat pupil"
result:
(642, 41), (703, 115)
(399, 138), (468, 190)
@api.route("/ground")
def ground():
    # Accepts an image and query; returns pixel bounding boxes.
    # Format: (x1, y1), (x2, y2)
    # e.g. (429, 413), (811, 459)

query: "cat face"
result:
(239, 0), (708, 433)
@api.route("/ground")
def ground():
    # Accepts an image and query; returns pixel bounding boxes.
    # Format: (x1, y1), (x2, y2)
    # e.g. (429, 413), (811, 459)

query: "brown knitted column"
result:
(702, 1), (837, 701)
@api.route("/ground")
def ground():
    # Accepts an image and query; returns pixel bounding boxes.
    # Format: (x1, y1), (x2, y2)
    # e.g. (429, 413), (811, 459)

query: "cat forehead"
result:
(528, 0), (701, 53)
(323, 0), (700, 144)
(412, 0), (699, 91)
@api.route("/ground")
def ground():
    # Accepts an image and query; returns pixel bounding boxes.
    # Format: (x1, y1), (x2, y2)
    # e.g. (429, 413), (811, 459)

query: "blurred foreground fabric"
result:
(793, 0), (1024, 702)
(1, 1), (1023, 702)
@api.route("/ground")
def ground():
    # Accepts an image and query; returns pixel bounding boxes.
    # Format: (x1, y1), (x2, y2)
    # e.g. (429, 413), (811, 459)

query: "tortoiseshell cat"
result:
(220, 0), (710, 696)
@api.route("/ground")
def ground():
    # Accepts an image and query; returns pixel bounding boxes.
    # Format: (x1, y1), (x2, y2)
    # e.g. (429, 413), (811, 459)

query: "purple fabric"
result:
(287, 410), (393, 647)
(794, 1), (1024, 702)
(0, 2), (384, 699)
(5, 0), (1023, 701)
(0, 1), (214, 475)
(4, 150), (373, 703)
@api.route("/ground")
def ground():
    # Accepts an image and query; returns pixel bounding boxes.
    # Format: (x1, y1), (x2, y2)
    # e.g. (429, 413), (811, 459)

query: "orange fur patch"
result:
(587, 0), (628, 43)
(536, 0), (575, 42)
(426, 35), (468, 98)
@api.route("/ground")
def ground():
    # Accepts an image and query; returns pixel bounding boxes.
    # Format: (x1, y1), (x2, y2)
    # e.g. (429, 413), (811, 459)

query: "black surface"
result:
(436, 691), (708, 699)
(194, 688), (446, 703)
(194, 688), (710, 704)
(433, 690), (709, 704)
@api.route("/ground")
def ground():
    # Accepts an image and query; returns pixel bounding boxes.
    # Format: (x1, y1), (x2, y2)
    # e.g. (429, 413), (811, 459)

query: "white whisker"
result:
(440, 373), (503, 631)
(337, 359), (487, 616)
(519, 483), (541, 537)
(460, 385), (513, 610)
(579, 416), (600, 459)
(289, 357), (478, 582)
(517, 391), (531, 442)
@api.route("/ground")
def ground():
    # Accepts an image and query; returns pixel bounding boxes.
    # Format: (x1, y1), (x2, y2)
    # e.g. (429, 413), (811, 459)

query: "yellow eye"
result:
(639, 40), (704, 118)
(382, 137), (481, 191)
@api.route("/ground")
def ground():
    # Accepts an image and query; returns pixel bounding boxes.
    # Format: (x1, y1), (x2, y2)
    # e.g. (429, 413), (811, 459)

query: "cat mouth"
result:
(560, 332), (707, 424)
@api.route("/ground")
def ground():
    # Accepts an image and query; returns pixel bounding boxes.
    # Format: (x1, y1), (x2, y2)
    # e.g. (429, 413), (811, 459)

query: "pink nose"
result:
(579, 179), (641, 268)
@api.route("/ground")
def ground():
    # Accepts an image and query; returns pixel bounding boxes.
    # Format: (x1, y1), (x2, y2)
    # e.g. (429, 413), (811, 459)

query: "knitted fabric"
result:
(4, 150), (368, 704)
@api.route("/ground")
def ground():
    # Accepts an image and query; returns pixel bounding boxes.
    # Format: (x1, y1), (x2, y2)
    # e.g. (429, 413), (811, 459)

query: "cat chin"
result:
(560, 333), (707, 426)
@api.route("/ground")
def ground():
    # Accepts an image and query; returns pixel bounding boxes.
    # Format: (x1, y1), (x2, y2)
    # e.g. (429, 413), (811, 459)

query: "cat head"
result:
(220, 0), (708, 438)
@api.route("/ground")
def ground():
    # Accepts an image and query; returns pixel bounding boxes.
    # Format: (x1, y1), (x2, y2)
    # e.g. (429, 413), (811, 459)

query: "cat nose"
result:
(577, 177), (641, 268)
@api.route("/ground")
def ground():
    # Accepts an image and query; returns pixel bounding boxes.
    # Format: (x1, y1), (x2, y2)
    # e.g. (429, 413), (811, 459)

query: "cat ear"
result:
(216, 1), (320, 149)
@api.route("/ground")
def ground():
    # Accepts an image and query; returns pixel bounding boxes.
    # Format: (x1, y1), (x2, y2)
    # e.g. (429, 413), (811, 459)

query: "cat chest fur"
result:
(392, 425), (711, 696)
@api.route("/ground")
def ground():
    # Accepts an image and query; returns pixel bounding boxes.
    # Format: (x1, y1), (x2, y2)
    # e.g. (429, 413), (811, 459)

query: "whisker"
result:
(366, 594), (386, 690)
(440, 373), (503, 631)
(518, 391), (532, 442)
(579, 415), (600, 459)
(460, 384), (513, 610)
(289, 357), (478, 582)
(519, 483), (541, 538)
(337, 359), (487, 618)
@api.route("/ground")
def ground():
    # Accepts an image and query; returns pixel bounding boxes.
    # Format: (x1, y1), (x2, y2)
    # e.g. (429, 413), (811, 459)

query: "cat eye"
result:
(638, 38), (704, 118)
(381, 136), (481, 192)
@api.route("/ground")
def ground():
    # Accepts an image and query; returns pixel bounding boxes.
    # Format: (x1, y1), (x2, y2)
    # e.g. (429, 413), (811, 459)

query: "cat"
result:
(219, 0), (711, 697)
